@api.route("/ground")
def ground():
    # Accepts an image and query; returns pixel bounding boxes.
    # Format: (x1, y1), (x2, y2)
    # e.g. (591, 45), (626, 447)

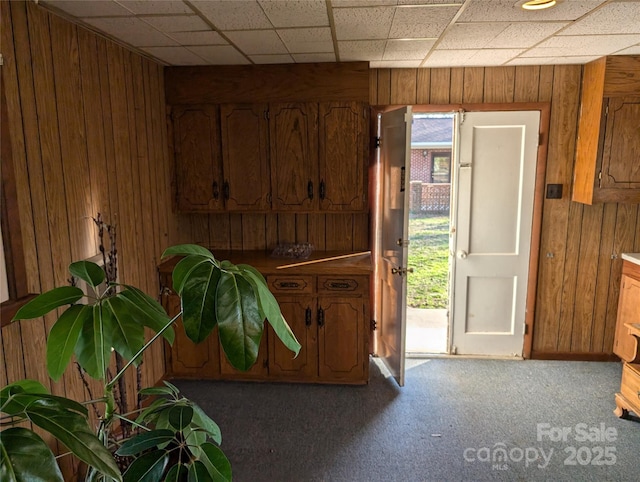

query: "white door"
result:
(378, 106), (412, 386)
(451, 110), (540, 356)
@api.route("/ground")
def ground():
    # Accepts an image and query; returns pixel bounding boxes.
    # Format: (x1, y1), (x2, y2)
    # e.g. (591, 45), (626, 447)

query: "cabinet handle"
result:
(223, 181), (230, 200)
(305, 307), (312, 327)
(319, 180), (325, 200)
(212, 181), (219, 200)
(278, 281), (300, 288)
(317, 307), (325, 327)
(329, 282), (351, 289)
(307, 180), (314, 200)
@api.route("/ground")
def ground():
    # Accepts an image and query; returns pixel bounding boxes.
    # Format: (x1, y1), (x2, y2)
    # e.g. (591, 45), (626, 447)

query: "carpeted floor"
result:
(174, 358), (640, 482)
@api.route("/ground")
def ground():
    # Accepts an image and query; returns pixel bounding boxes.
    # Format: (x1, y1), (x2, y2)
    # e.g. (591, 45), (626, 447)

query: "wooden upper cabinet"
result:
(220, 104), (271, 211)
(172, 105), (223, 212)
(269, 103), (319, 211)
(318, 102), (368, 211)
(572, 55), (640, 204)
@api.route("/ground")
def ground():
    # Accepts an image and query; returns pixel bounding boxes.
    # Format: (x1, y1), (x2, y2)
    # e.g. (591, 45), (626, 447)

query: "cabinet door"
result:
(268, 296), (318, 380)
(318, 102), (368, 211)
(601, 97), (640, 190)
(270, 103), (319, 211)
(614, 274), (640, 362)
(220, 104), (271, 211)
(162, 291), (220, 378)
(172, 105), (223, 212)
(317, 296), (367, 383)
(219, 327), (269, 379)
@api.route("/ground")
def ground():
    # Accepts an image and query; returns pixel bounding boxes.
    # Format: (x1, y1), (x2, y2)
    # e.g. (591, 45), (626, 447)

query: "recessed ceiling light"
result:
(521, 0), (557, 10)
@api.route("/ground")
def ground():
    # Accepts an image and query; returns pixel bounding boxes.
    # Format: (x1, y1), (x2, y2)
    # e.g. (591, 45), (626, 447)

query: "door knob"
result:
(457, 250), (468, 259)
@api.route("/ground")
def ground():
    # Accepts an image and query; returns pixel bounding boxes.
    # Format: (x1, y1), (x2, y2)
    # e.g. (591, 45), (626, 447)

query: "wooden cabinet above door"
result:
(220, 104), (271, 211)
(172, 105), (223, 212)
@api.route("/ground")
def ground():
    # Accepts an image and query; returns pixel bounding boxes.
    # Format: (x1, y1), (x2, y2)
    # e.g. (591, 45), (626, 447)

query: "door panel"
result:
(378, 106), (412, 386)
(452, 110), (540, 356)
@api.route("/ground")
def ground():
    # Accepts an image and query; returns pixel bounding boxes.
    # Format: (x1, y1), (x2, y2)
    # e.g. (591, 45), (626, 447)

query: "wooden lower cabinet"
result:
(613, 257), (640, 419)
(160, 253), (371, 385)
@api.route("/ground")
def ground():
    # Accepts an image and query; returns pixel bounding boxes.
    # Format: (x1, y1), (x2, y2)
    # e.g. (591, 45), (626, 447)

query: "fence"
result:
(410, 181), (451, 213)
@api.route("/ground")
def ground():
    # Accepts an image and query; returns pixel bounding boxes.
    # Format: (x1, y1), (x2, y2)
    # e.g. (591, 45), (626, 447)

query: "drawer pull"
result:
(305, 307), (312, 327)
(278, 281), (300, 289)
(330, 282), (351, 289)
(317, 307), (325, 327)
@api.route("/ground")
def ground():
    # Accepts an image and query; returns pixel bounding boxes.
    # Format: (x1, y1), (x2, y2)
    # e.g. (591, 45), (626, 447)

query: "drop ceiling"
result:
(40, 0), (640, 67)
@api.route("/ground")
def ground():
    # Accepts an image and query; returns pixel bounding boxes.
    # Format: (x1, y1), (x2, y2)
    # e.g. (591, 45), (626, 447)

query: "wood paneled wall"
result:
(370, 66), (640, 358)
(1, 3), (177, 476)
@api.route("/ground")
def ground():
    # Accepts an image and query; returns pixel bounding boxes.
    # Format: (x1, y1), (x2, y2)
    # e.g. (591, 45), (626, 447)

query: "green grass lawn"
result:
(407, 212), (450, 309)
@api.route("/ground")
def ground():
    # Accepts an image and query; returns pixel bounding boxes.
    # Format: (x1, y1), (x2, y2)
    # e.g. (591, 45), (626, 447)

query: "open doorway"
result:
(405, 114), (454, 355)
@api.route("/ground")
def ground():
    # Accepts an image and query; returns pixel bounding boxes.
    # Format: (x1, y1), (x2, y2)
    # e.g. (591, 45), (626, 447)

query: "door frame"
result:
(370, 102), (550, 359)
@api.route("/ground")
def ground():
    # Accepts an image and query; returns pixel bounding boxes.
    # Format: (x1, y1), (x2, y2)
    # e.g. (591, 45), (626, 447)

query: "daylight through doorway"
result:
(405, 113), (454, 355)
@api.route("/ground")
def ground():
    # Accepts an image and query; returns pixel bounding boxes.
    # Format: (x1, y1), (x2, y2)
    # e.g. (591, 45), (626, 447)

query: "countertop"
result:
(622, 253), (640, 266)
(158, 249), (372, 275)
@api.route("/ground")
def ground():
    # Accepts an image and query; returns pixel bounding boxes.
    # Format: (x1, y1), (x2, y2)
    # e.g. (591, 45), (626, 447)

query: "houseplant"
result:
(0, 243), (300, 481)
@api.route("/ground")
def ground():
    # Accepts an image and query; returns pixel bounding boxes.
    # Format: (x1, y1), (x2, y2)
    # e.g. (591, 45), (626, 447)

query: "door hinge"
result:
(604, 103), (609, 117)
(538, 133), (543, 147)
(374, 136), (381, 148)
(370, 319), (377, 331)
(598, 170), (602, 188)
(524, 323), (528, 335)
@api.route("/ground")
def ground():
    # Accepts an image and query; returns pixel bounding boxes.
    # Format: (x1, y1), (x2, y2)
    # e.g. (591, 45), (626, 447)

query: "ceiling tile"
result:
(278, 28), (334, 53)
(333, 6), (395, 40)
(259, 0), (328, 27)
(292, 53), (337, 62)
(524, 34), (640, 57)
(370, 60), (422, 67)
(142, 46), (205, 65)
(191, 0), (272, 30)
(142, 15), (210, 33)
(83, 17), (178, 46)
(338, 40), (386, 60)
(383, 39), (435, 60)
(250, 54), (295, 64)
(226, 30), (288, 54)
(43, 0), (131, 17)
(614, 43), (640, 55)
(559, 2), (640, 35)
(398, 0), (462, 3)
(389, 6), (460, 38)
(188, 45), (251, 64)
(485, 22), (568, 48)
(462, 48), (525, 66)
(332, 0), (397, 6)
(458, 0), (608, 22)
(169, 30), (228, 46)
(424, 49), (475, 67)
(118, 1), (194, 15)
(438, 23), (508, 50)
(506, 56), (600, 66)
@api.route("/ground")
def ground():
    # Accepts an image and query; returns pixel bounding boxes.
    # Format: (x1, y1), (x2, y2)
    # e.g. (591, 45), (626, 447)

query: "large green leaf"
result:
(103, 296), (145, 363)
(46, 304), (91, 381)
(168, 404), (194, 431)
(135, 398), (173, 425)
(69, 260), (105, 288)
(116, 430), (175, 456)
(216, 273), (263, 371)
(164, 464), (188, 482)
(162, 244), (215, 260)
(188, 461), (213, 482)
(181, 262), (221, 343)
(123, 450), (168, 482)
(119, 287), (175, 345)
(199, 443), (231, 482)
(26, 399), (121, 481)
(0, 380), (48, 415)
(172, 255), (210, 296)
(190, 404), (222, 445)
(239, 265), (301, 356)
(12, 286), (84, 321)
(4, 392), (87, 420)
(74, 304), (112, 379)
(0, 427), (64, 482)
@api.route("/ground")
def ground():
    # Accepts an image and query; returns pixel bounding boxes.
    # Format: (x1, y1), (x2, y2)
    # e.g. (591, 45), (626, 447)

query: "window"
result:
(431, 151), (451, 183)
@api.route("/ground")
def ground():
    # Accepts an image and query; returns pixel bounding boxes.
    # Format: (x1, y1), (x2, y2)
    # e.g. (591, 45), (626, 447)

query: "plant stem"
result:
(106, 312), (181, 392)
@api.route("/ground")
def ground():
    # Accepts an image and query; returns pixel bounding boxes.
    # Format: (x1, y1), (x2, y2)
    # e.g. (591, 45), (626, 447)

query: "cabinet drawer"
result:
(267, 275), (314, 294)
(621, 363), (640, 405)
(318, 275), (368, 295)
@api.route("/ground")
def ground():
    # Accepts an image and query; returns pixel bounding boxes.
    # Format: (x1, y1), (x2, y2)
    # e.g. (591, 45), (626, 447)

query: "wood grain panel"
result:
(369, 69), (378, 105)
(514, 66), (540, 102)
(390, 69), (417, 104)
(483, 66), (515, 103)
(326, 214), (353, 251)
(209, 214), (231, 250)
(450, 68), (464, 103)
(429, 68), (450, 104)
(538, 65), (554, 102)
(416, 69), (430, 104)
(242, 213), (266, 249)
(165, 62), (370, 104)
(463, 67), (484, 103)
(376, 68), (391, 105)
(603, 55), (640, 96)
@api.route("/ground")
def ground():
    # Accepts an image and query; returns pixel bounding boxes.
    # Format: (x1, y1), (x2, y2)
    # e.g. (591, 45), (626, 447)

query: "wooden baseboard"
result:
(531, 351), (620, 362)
